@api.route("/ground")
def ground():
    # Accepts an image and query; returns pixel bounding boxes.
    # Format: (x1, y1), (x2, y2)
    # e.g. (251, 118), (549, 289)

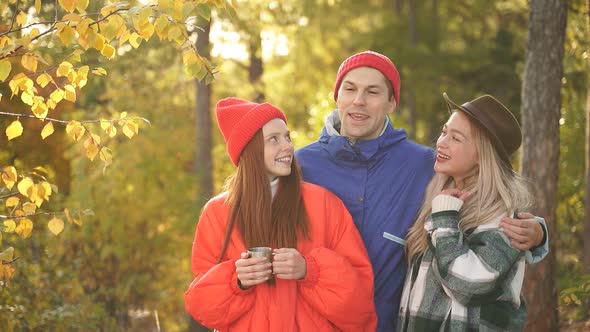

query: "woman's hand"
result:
(440, 188), (471, 202)
(235, 252), (272, 289)
(272, 248), (307, 280)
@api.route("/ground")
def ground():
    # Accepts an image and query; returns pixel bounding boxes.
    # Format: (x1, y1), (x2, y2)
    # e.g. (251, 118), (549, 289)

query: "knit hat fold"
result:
(216, 97), (287, 166)
(333, 50), (401, 105)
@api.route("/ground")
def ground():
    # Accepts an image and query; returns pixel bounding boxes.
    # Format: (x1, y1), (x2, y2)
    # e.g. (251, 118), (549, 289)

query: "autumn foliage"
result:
(0, 0), (226, 283)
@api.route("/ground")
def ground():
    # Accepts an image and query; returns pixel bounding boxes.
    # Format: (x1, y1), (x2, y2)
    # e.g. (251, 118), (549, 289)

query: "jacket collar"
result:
(318, 109), (407, 161)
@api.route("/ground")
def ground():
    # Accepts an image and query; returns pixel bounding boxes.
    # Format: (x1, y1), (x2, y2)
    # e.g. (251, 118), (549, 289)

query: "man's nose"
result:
(353, 91), (366, 105)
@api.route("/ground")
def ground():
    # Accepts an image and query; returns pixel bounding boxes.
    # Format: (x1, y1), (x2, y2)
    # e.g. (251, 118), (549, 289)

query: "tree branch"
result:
(0, 111), (151, 125)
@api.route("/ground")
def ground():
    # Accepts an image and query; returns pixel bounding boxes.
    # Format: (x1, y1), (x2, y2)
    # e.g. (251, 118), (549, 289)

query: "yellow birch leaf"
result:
(2, 166), (17, 189)
(6, 120), (23, 140)
(84, 136), (99, 160)
(59, 0), (76, 13)
(101, 16), (123, 42)
(69, 49), (84, 62)
(100, 147), (113, 167)
(128, 32), (142, 48)
(47, 98), (57, 110)
(0, 263), (16, 282)
(67, 69), (77, 84)
(3, 220), (16, 233)
(91, 67), (107, 76)
(158, 0), (171, 11)
(6, 197), (19, 207)
(41, 122), (54, 139)
(21, 91), (34, 105)
(101, 44), (115, 59)
(167, 25), (182, 43)
(64, 84), (76, 102)
(154, 16), (168, 39)
(8, 74), (23, 96)
(76, 0), (89, 12)
(17, 177), (33, 197)
(29, 186), (41, 207)
(139, 23), (155, 40)
(122, 122), (138, 139)
(16, 11), (27, 27)
(14, 210), (25, 217)
(76, 18), (92, 36)
(15, 218), (33, 238)
(21, 53), (38, 72)
(74, 66), (89, 88)
(78, 66), (90, 79)
(65, 120), (85, 141)
(62, 13), (81, 22)
(0, 264), (16, 282)
(119, 29), (130, 45)
(48, 217), (64, 235)
(40, 182), (52, 200)
(0, 36), (12, 48)
(64, 208), (73, 224)
(93, 34), (105, 51)
(119, 111), (128, 119)
(35, 0), (41, 13)
(35, 184), (45, 204)
(100, 4), (117, 17)
(22, 202), (36, 214)
(36, 73), (52, 88)
(0, 247), (14, 261)
(59, 25), (75, 46)
(101, 120), (117, 137)
(50, 89), (65, 104)
(32, 101), (48, 119)
(0, 60), (11, 81)
(138, 7), (152, 24)
(57, 61), (73, 77)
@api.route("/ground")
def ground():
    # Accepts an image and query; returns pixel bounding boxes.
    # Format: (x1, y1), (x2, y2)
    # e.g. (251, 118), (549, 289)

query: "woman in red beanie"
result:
(184, 97), (377, 332)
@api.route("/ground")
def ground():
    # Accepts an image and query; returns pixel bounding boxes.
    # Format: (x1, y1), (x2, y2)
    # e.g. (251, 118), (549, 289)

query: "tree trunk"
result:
(426, 0), (441, 143)
(249, 31), (264, 103)
(189, 18), (213, 332)
(406, 0), (417, 139)
(520, 0), (566, 331)
(583, 0), (590, 276)
(194, 19), (213, 203)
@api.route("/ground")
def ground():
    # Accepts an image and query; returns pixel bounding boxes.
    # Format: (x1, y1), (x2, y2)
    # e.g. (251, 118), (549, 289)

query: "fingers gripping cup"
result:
(247, 247), (273, 280)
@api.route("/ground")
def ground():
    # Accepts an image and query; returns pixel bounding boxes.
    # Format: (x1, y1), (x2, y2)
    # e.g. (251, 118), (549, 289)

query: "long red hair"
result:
(217, 130), (310, 262)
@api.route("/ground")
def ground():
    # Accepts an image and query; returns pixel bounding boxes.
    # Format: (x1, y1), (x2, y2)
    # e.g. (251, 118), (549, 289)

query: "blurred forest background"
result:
(0, 0), (588, 331)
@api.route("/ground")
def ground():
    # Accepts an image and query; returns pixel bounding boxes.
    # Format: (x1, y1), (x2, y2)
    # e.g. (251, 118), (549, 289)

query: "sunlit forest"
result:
(0, 0), (588, 331)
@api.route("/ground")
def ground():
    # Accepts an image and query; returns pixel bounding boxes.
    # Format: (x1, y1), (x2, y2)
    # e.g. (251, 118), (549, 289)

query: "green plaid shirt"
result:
(398, 203), (526, 332)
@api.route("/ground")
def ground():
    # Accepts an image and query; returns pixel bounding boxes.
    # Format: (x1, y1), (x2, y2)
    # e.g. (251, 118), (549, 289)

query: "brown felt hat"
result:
(442, 92), (522, 165)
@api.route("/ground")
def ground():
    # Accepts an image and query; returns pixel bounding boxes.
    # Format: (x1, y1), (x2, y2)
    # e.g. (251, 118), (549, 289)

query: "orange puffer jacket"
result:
(185, 182), (377, 332)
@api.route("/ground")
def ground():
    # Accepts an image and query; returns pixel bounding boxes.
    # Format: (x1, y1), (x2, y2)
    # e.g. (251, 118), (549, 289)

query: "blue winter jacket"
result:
(296, 111), (435, 332)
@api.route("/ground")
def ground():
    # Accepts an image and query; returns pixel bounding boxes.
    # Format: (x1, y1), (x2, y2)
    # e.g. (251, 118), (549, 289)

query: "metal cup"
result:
(247, 247), (273, 263)
(247, 247), (273, 281)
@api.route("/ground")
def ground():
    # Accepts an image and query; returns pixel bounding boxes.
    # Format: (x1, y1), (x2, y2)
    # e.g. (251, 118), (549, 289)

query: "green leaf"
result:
(196, 4), (211, 20)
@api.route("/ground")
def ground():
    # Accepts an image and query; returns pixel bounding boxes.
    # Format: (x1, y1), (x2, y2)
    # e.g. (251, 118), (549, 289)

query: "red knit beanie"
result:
(216, 97), (287, 166)
(333, 50), (400, 105)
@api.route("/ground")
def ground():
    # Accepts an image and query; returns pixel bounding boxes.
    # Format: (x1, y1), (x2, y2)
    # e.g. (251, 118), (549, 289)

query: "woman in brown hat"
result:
(398, 93), (534, 331)
(184, 97), (376, 331)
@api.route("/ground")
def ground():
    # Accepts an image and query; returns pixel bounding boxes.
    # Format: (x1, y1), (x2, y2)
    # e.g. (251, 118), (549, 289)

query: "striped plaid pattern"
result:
(398, 209), (527, 332)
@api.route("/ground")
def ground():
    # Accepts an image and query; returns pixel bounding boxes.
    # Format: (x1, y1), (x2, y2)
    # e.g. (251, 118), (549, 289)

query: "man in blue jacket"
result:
(295, 51), (547, 332)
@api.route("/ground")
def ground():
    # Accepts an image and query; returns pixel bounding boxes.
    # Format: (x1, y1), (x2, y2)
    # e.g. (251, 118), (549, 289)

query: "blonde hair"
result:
(406, 111), (533, 262)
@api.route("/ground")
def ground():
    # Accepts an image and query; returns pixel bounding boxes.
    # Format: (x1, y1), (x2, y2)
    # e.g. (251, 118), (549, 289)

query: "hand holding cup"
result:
(235, 247), (273, 289)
